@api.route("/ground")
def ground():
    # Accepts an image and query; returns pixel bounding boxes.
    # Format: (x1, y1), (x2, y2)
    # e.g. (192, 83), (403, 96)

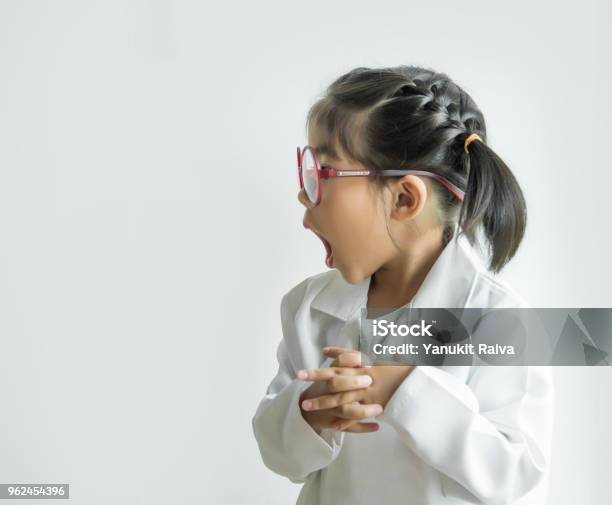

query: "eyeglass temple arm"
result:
(380, 170), (465, 201)
(320, 168), (465, 201)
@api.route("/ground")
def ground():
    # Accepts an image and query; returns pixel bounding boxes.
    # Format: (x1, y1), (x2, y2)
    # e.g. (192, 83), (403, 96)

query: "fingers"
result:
(296, 368), (337, 381)
(299, 374), (370, 395)
(301, 390), (362, 412)
(323, 346), (353, 358)
(331, 352), (363, 368)
(296, 347), (363, 382)
(331, 403), (384, 432)
(332, 374), (372, 393)
(334, 402), (383, 421)
(297, 367), (367, 385)
(324, 347), (363, 367)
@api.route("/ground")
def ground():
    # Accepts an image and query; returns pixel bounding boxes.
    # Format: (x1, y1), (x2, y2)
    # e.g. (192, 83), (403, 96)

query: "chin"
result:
(335, 265), (368, 285)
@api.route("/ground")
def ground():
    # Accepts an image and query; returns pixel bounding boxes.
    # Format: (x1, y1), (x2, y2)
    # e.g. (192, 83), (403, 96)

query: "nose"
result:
(297, 188), (314, 209)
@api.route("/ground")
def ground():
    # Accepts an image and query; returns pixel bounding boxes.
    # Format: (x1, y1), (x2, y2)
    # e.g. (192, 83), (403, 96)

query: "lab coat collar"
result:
(310, 228), (487, 321)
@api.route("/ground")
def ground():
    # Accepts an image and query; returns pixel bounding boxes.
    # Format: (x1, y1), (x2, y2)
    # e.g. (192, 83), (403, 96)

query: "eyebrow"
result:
(312, 143), (341, 162)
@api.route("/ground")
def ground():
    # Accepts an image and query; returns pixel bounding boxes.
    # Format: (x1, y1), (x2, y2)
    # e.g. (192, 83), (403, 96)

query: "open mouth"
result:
(312, 230), (334, 268)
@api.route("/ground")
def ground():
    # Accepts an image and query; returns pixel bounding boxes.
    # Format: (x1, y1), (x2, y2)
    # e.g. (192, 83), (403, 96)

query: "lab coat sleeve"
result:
(378, 365), (554, 505)
(251, 294), (345, 483)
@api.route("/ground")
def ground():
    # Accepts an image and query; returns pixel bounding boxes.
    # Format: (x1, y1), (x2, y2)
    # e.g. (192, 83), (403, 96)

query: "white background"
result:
(0, 1), (611, 503)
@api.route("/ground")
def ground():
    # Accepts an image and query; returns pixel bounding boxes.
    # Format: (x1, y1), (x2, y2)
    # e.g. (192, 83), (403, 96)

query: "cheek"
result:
(327, 185), (393, 259)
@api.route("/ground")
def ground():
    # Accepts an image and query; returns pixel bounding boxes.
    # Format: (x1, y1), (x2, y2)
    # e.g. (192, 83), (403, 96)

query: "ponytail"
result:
(457, 133), (527, 273)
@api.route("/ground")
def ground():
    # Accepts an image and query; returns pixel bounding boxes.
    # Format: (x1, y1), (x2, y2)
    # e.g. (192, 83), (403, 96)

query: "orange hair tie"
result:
(464, 133), (482, 153)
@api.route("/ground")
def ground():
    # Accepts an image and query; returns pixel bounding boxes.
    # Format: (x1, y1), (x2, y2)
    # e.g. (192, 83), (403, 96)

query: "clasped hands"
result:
(297, 346), (415, 434)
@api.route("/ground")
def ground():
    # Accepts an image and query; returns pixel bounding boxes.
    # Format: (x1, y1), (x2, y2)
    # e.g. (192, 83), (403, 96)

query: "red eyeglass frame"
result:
(296, 145), (465, 206)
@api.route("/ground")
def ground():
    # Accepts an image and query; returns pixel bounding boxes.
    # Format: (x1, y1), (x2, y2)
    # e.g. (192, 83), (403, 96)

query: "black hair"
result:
(305, 65), (527, 273)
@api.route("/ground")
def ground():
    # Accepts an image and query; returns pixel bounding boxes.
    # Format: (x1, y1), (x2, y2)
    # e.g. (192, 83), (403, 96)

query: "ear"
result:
(389, 175), (428, 221)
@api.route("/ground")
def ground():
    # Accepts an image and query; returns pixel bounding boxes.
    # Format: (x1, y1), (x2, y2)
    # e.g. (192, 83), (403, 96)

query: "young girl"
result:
(252, 65), (555, 505)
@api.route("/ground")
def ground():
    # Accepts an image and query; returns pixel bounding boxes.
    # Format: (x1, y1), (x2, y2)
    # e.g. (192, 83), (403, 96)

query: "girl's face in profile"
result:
(299, 134), (401, 284)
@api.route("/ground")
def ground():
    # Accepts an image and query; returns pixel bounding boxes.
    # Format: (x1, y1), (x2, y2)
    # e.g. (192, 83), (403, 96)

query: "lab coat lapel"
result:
(310, 271), (371, 322)
(309, 272), (371, 352)
(409, 232), (484, 309)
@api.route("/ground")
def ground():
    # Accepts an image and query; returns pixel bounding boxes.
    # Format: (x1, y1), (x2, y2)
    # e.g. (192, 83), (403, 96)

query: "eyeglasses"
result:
(296, 145), (465, 206)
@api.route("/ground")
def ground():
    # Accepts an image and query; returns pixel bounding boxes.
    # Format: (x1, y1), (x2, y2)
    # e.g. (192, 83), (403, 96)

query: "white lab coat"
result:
(252, 231), (555, 505)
